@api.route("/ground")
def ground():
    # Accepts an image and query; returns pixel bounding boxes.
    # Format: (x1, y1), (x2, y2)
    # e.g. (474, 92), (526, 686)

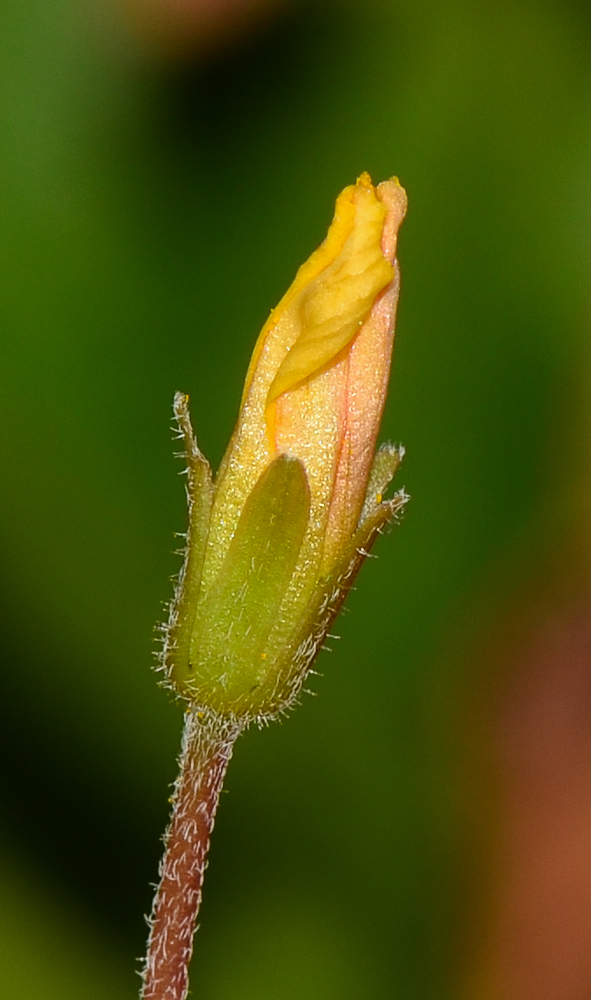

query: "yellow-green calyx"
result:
(159, 174), (408, 721)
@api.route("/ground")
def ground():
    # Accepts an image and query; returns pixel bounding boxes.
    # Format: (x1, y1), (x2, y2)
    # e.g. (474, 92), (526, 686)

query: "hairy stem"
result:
(141, 707), (242, 1000)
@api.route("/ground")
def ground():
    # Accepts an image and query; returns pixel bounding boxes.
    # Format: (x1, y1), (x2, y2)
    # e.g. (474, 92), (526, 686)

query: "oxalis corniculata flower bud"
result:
(159, 173), (408, 721)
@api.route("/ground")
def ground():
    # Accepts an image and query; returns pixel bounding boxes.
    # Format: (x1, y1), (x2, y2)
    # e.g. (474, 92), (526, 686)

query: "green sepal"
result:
(253, 445), (408, 720)
(175, 454), (310, 712)
(162, 393), (214, 685)
(360, 442), (405, 524)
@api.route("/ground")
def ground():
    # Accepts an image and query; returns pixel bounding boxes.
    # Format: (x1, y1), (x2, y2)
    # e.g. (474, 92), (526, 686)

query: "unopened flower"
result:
(161, 173), (408, 721)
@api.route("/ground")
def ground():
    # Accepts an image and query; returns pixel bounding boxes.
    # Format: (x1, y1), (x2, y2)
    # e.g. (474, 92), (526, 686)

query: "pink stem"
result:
(141, 708), (242, 1000)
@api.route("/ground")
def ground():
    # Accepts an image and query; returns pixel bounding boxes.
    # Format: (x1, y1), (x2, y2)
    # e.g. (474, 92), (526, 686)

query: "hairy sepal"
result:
(245, 444), (409, 723)
(160, 393), (214, 688)
(176, 453), (311, 713)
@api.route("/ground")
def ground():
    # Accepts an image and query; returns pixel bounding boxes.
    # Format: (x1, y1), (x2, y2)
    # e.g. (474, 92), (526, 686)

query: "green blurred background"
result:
(2, 0), (591, 997)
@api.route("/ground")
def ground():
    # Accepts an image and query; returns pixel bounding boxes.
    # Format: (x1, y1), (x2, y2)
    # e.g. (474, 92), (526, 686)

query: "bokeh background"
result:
(2, 0), (591, 997)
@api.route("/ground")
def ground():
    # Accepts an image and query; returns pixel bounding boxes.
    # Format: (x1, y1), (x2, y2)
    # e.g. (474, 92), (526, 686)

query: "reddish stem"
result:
(141, 708), (242, 1000)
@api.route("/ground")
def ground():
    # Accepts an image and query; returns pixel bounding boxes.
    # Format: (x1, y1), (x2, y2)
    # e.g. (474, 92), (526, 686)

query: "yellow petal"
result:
(265, 174), (394, 407)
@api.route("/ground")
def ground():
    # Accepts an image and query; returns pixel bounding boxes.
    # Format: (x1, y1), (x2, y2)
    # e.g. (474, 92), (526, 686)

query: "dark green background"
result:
(1, 0), (590, 996)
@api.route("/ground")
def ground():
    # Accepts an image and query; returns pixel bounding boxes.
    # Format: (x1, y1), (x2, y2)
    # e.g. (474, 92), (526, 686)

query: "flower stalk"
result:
(141, 173), (408, 999)
(141, 709), (242, 1000)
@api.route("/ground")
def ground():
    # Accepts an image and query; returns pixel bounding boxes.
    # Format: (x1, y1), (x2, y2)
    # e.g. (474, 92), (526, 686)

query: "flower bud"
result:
(160, 174), (408, 720)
